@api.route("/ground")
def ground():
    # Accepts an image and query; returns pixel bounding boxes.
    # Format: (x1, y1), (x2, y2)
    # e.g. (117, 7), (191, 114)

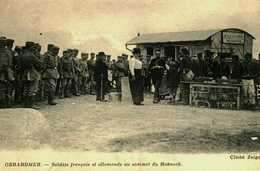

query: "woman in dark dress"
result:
(129, 48), (144, 105)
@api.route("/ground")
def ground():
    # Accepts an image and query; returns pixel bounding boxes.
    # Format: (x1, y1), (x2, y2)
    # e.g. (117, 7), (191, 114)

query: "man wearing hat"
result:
(59, 50), (74, 98)
(13, 46), (24, 104)
(0, 37), (14, 107)
(42, 44), (60, 105)
(71, 49), (81, 96)
(79, 53), (89, 95)
(34, 43), (45, 101)
(148, 49), (166, 103)
(19, 41), (42, 109)
(88, 52), (96, 95)
(94, 52), (108, 101)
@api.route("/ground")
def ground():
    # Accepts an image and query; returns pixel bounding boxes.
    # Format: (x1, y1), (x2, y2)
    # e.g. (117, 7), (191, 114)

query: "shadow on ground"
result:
(106, 128), (260, 153)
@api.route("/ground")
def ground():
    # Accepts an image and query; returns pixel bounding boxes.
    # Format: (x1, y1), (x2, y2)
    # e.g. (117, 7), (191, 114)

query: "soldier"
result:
(88, 52), (96, 95)
(79, 53), (89, 95)
(5, 39), (15, 106)
(34, 43), (45, 101)
(13, 46), (24, 104)
(71, 49), (80, 96)
(94, 52), (108, 101)
(0, 37), (14, 108)
(148, 49), (166, 103)
(42, 44), (60, 105)
(20, 42), (42, 109)
(59, 50), (74, 98)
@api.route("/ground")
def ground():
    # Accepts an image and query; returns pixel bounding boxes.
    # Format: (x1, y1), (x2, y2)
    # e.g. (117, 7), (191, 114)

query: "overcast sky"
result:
(0, 0), (259, 57)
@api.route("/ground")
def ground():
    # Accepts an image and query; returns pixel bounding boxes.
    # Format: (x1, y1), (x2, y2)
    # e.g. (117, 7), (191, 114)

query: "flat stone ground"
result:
(29, 94), (260, 153)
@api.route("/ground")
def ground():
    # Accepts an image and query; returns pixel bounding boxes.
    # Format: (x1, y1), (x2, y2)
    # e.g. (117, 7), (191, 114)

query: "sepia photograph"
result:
(0, 0), (260, 170)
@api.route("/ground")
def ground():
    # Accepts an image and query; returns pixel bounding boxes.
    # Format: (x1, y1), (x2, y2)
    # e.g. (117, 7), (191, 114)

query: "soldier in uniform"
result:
(20, 42), (42, 109)
(0, 37), (14, 108)
(71, 49), (80, 96)
(79, 53), (89, 95)
(5, 39), (15, 106)
(42, 44), (60, 105)
(13, 46), (24, 104)
(59, 50), (74, 98)
(88, 52), (96, 95)
(34, 43), (45, 101)
(148, 49), (166, 103)
(94, 52), (108, 101)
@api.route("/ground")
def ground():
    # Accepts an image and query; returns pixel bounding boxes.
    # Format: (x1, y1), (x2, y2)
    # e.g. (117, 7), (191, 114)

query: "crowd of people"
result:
(0, 36), (260, 109)
(0, 36), (130, 109)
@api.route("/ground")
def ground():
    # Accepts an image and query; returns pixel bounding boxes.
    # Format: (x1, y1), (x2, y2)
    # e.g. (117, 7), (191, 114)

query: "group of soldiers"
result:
(0, 36), (129, 109)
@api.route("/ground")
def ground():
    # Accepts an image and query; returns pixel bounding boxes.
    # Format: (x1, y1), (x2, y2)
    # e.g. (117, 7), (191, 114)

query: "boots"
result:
(48, 92), (57, 105)
(30, 96), (40, 110)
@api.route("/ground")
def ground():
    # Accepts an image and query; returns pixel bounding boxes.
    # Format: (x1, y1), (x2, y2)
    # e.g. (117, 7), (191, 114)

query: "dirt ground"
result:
(1, 94), (260, 153)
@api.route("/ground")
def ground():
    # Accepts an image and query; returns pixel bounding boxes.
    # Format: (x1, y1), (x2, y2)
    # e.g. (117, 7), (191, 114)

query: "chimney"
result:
(137, 33), (140, 37)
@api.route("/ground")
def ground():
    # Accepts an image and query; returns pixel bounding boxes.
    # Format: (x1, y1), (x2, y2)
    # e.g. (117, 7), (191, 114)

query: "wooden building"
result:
(126, 28), (255, 60)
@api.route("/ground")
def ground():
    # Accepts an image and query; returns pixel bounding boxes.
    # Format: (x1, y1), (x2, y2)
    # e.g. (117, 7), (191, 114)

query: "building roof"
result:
(126, 28), (255, 45)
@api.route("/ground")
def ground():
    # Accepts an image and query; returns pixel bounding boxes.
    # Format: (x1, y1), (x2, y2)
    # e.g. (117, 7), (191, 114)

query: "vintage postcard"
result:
(0, 0), (260, 170)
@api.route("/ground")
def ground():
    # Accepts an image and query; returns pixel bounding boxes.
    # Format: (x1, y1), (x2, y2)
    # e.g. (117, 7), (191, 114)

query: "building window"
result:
(164, 46), (175, 59)
(147, 47), (154, 56)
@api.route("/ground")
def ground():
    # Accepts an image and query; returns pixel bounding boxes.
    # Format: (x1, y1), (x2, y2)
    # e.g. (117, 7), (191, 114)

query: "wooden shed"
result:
(126, 28), (255, 60)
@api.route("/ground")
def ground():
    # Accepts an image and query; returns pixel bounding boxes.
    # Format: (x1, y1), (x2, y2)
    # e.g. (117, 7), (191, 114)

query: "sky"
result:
(0, 0), (260, 57)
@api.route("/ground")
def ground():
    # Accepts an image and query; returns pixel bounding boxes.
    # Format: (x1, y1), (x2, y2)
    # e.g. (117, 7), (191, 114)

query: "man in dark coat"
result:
(230, 55), (243, 82)
(20, 42), (42, 109)
(0, 37), (14, 108)
(148, 49), (166, 103)
(166, 58), (180, 103)
(42, 44), (60, 105)
(59, 50), (74, 98)
(94, 52), (108, 101)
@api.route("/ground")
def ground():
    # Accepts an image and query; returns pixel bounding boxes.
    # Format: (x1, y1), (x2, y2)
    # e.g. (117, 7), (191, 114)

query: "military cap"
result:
(155, 48), (161, 53)
(6, 39), (14, 44)
(52, 46), (60, 52)
(132, 47), (141, 55)
(25, 41), (35, 48)
(14, 46), (22, 51)
(0, 36), (6, 40)
(73, 49), (79, 53)
(47, 44), (55, 51)
(90, 52), (95, 55)
(97, 51), (106, 57)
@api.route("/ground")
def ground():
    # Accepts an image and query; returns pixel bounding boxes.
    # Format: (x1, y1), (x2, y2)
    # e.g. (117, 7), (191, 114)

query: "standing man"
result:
(42, 44), (60, 105)
(13, 46), (23, 104)
(20, 42), (42, 109)
(0, 37), (14, 108)
(94, 52), (108, 101)
(59, 50), (74, 98)
(71, 49), (80, 96)
(5, 39), (15, 106)
(148, 49), (166, 103)
(79, 53), (89, 95)
(88, 52), (96, 95)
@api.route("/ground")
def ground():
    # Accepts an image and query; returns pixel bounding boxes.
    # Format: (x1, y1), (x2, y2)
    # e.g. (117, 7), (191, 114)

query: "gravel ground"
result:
(1, 94), (260, 153)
